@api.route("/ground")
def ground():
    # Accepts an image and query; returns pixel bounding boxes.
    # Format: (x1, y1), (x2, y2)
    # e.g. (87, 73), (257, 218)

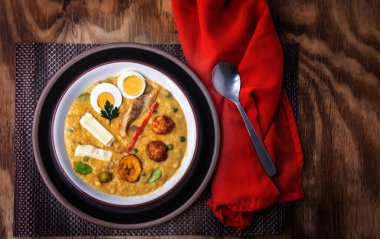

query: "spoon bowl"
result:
(212, 62), (241, 102)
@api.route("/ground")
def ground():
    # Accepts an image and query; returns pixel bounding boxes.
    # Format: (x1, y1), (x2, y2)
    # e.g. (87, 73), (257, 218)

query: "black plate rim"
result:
(32, 43), (220, 229)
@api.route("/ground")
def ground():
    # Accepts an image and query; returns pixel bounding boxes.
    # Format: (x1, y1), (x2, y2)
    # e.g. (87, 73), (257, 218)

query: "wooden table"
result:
(0, 0), (379, 238)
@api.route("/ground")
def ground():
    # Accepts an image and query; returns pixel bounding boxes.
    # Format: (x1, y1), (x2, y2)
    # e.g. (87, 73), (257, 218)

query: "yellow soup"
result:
(64, 76), (187, 196)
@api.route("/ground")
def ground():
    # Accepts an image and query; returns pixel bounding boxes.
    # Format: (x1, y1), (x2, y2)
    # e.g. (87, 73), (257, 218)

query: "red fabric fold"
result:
(172, 0), (304, 230)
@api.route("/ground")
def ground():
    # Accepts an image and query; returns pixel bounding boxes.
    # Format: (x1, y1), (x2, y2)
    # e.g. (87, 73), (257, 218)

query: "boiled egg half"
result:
(117, 70), (146, 99)
(90, 83), (122, 113)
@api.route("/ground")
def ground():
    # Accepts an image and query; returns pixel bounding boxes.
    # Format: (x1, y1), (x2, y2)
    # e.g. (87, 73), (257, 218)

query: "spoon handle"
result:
(235, 102), (277, 176)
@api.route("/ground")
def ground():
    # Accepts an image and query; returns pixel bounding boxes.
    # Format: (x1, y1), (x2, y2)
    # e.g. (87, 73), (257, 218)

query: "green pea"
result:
(131, 148), (138, 154)
(74, 162), (93, 175)
(172, 107), (178, 113)
(167, 144), (174, 150)
(83, 156), (90, 162)
(98, 171), (113, 183)
(179, 136), (186, 142)
(77, 92), (90, 101)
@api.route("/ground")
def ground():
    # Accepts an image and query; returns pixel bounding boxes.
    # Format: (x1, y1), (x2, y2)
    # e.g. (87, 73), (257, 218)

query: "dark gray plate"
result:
(32, 43), (220, 229)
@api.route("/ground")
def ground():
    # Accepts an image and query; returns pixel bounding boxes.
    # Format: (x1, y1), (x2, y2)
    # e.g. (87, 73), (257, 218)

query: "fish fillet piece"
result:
(120, 89), (157, 137)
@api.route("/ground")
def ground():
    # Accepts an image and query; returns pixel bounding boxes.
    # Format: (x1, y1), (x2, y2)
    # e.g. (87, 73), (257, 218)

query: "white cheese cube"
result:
(79, 113), (115, 146)
(75, 145), (112, 161)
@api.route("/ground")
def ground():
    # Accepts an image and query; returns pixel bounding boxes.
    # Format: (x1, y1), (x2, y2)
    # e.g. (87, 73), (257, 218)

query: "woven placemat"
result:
(14, 43), (298, 237)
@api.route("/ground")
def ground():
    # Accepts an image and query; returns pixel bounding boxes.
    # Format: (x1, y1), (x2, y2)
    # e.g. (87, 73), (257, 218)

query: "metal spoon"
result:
(212, 62), (277, 176)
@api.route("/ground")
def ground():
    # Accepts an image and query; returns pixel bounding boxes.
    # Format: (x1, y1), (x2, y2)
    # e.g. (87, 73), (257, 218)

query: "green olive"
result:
(179, 136), (186, 142)
(83, 156), (90, 162)
(164, 91), (172, 98)
(167, 144), (174, 150)
(172, 107), (178, 113)
(98, 171), (113, 183)
(77, 92), (90, 101)
(131, 148), (139, 154)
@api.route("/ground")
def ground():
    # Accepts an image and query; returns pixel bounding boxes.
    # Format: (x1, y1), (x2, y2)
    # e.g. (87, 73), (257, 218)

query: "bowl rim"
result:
(32, 42), (220, 229)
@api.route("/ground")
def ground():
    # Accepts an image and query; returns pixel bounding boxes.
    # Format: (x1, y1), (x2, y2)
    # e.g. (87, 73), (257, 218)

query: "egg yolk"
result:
(97, 92), (115, 109)
(123, 76), (144, 96)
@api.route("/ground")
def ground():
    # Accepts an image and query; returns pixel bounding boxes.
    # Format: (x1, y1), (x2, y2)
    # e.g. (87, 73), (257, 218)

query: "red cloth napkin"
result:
(172, 0), (304, 230)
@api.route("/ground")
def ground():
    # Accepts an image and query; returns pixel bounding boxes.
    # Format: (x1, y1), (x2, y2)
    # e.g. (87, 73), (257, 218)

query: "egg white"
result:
(117, 70), (146, 99)
(90, 83), (122, 113)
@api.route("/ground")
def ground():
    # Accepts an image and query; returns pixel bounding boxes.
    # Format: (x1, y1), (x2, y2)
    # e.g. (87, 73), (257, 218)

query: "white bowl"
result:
(52, 62), (197, 206)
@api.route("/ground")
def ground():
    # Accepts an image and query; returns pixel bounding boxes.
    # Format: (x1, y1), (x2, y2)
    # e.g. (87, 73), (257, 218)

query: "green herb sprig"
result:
(148, 168), (162, 184)
(100, 100), (120, 125)
(74, 162), (93, 175)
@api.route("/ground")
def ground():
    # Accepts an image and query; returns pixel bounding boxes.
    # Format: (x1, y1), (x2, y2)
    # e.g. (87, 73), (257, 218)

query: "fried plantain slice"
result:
(118, 154), (143, 183)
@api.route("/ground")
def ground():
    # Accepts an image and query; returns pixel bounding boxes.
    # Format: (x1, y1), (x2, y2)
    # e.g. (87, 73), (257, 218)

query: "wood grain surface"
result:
(0, 0), (379, 238)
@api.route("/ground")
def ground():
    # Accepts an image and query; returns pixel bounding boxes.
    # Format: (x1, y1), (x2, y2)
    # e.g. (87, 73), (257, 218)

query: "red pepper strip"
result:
(127, 102), (159, 153)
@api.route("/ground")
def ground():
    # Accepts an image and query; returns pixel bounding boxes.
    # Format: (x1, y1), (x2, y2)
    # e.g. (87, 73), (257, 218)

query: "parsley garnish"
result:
(100, 100), (120, 125)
